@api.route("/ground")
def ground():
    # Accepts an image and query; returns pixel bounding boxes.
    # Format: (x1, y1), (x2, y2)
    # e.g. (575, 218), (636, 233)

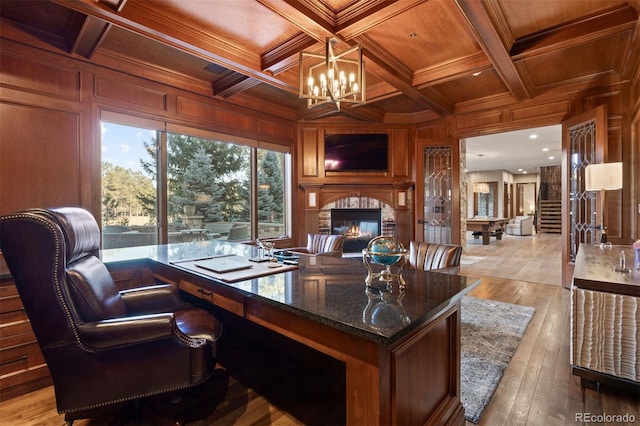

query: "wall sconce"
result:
(585, 162), (622, 244)
(308, 192), (317, 208)
(398, 191), (407, 207)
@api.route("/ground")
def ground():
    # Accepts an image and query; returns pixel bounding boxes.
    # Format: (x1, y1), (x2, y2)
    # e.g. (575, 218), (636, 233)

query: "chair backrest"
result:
(307, 234), (344, 256)
(408, 241), (462, 271)
(0, 207), (125, 351)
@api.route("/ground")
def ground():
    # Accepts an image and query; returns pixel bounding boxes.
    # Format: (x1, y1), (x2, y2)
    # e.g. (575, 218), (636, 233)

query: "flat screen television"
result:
(324, 133), (388, 172)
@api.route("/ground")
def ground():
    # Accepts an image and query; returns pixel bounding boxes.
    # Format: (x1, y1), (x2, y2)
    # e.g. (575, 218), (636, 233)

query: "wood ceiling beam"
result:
(72, 15), (111, 59)
(455, 0), (529, 100)
(413, 52), (493, 88)
(510, 4), (638, 62)
(261, 32), (317, 74)
(212, 72), (261, 98)
(336, 0), (428, 39)
(335, 0), (401, 32)
(256, 0), (335, 41)
(51, 0), (298, 94)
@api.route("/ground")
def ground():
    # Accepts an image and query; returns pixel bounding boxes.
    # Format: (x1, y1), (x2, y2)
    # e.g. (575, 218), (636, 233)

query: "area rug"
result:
(460, 296), (535, 423)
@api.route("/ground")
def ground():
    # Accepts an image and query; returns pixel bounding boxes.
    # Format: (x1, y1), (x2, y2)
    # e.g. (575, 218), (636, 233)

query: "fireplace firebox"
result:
(331, 208), (381, 253)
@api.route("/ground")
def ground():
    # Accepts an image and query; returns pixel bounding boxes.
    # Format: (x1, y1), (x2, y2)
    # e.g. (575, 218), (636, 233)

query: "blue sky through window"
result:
(101, 121), (156, 174)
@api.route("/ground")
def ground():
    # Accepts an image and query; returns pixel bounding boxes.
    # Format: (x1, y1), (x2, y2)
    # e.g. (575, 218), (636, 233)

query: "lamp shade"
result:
(473, 182), (490, 194)
(584, 162), (622, 191)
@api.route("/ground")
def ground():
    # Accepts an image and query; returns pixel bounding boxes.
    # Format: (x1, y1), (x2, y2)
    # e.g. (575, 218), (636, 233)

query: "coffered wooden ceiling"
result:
(1, 0), (639, 123)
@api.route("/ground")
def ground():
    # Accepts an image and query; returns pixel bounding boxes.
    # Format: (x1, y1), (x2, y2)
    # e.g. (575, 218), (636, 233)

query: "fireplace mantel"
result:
(298, 182), (414, 247)
(299, 182), (413, 210)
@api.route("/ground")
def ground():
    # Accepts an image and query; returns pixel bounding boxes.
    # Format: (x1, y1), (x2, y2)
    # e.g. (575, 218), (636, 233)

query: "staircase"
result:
(538, 200), (562, 233)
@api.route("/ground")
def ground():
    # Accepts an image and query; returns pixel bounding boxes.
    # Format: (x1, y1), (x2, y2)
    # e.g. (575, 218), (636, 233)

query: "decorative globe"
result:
(367, 236), (406, 266)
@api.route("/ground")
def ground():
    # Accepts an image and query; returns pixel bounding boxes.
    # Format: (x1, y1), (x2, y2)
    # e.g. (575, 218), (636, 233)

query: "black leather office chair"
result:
(0, 207), (223, 424)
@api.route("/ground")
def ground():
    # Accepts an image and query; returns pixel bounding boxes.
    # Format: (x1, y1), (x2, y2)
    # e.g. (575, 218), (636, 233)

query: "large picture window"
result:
(100, 115), (291, 249)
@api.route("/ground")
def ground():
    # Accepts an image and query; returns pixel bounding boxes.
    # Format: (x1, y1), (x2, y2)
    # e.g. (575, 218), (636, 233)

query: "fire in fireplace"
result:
(331, 208), (381, 253)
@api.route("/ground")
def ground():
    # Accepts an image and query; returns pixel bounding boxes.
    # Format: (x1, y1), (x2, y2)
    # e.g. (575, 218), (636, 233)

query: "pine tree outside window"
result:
(100, 114), (291, 249)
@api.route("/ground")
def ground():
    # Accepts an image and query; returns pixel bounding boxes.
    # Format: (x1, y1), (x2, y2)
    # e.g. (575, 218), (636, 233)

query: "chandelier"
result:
(299, 38), (365, 110)
(473, 182), (490, 194)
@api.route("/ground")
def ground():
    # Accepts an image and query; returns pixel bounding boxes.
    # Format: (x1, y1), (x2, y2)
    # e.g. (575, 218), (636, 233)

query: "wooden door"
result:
(561, 105), (607, 288)
(415, 139), (460, 244)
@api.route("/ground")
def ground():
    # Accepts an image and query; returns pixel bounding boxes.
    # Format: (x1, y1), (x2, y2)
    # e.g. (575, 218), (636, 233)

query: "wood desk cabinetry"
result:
(0, 275), (51, 401)
(571, 244), (639, 392)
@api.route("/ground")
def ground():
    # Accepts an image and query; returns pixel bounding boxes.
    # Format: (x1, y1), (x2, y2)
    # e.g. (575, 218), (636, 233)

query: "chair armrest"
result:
(120, 284), (190, 315)
(76, 313), (180, 349)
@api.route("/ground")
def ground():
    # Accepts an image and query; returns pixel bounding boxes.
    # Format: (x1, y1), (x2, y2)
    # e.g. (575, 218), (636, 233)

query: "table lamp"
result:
(584, 162), (622, 245)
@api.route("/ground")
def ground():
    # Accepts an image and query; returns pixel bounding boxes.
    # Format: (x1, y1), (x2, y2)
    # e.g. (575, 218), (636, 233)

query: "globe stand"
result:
(362, 236), (408, 288)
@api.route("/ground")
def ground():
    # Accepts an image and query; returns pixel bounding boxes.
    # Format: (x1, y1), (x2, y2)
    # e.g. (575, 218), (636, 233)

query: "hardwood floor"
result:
(459, 231), (563, 286)
(1, 232), (638, 425)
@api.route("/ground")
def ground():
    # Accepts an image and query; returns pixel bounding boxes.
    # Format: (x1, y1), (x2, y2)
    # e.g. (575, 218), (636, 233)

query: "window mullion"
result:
(250, 147), (258, 240)
(158, 131), (168, 244)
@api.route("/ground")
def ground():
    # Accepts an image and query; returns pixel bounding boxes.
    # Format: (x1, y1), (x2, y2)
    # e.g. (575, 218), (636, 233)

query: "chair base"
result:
(64, 399), (185, 426)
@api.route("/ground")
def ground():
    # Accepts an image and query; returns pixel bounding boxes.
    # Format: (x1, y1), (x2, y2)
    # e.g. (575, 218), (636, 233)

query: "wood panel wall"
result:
(1, 30), (638, 246)
(0, 37), (296, 221)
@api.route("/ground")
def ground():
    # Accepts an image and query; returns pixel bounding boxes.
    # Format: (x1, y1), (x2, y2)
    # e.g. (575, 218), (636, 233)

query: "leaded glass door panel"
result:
(415, 138), (460, 245)
(561, 105), (606, 288)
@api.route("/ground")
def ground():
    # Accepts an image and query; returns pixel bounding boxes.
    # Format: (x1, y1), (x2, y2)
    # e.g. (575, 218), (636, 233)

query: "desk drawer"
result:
(0, 335), (45, 376)
(180, 280), (244, 316)
(0, 272), (51, 401)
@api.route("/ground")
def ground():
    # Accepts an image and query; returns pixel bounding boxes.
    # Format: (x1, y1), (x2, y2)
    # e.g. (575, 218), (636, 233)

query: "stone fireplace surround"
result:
(298, 183), (413, 249)
(323, 201), (393, 253)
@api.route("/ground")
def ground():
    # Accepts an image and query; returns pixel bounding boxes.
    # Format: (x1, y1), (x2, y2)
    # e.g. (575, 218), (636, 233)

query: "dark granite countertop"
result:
(102, 240), (480, 345)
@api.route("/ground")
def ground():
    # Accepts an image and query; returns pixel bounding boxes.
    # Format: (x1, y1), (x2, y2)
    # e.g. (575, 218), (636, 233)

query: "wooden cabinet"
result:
(0, 275), (51, 401)
(571, 244), (639, 392)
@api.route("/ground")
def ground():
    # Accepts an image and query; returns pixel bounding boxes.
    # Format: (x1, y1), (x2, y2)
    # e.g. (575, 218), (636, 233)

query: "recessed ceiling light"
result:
(549, 156), (555, 160)
(472, 72), (482, 77)
(518, 168), (523, 171)
(542, 147), (549, 152)
(529, 134), (538, 139)
(523, 171), (528, 174)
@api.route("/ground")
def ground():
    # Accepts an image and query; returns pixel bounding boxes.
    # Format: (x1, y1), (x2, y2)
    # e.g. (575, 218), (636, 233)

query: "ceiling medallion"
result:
(299, 38), (365, 111)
